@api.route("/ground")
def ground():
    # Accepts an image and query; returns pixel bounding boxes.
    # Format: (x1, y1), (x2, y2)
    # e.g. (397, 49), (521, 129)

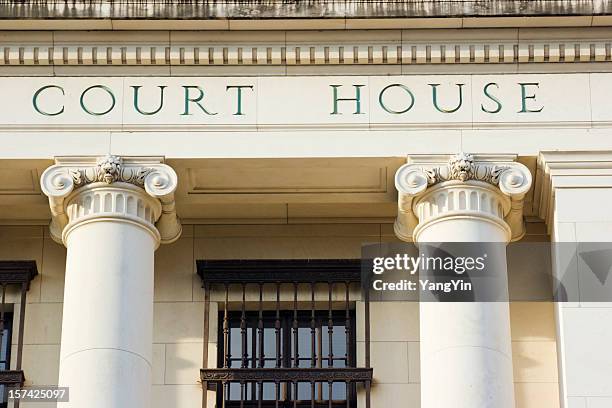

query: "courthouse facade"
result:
(0, 1), (611, 408)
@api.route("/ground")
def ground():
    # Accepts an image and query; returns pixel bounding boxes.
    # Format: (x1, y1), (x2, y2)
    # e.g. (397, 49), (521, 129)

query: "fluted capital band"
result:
(41, 155), (182, 246)
(394, 153), (533, 242)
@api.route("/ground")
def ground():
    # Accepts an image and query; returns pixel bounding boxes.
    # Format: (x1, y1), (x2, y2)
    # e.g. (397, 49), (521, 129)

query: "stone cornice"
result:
(2, 39), (612, 67)
(40, 155), (181, 246)
(0, 0), (605, 21)
(394, 153), (533, 242)
(534, 151), (612, 234)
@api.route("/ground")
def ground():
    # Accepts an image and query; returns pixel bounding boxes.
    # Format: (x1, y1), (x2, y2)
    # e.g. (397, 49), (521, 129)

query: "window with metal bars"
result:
(218, 309), (356, 407)
(198, 259), (372, 408)
(0, 261), (38, 408)
(0, 312), (13, 408)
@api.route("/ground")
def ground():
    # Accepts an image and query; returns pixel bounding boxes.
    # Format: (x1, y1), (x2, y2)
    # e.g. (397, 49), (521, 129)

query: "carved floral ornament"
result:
(40, 155), (181, 245)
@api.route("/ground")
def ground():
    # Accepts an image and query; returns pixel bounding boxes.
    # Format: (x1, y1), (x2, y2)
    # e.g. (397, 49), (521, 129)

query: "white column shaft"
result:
(59, 220), (155, 408)
(418, 218), (514, 408)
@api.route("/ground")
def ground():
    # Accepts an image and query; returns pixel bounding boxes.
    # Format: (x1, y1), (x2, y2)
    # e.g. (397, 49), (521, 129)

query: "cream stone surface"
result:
(154, 237), (195, 302)
(368, 302), (419, 342)
(510, 303), (556, 341)
(164, 343), (204, 385)
(152, 344), (166, 385)
(40, 238), (66, 302)
(152, 384), (203, 408)
(21, 303), (63, 345)
(153, 302), (205, 344)
(369, 342), (409, 384)
(586, 398), (612, 408)
(6, 127), (612, 160)
(536, 153), (612, 407)
(368, 383), (421, 408)
(515, 383), (561, 408)
(18, 344), (60, 385)
(512, 341), (559, 383)
(407, 342), (420, 384)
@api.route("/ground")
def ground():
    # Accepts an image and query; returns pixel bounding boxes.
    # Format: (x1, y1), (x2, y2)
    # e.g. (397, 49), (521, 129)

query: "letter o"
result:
(32, 85), (65, 116)
(379, 84), (415, 114)
(80, 85), (116, 116)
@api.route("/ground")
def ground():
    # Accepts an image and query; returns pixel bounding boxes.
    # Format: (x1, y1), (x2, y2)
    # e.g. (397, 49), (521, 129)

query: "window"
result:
(218, 310), (355, 406)
(0, 261), (38, 408)
(198, 259), (372, 408)
(0, 312), (13, 408)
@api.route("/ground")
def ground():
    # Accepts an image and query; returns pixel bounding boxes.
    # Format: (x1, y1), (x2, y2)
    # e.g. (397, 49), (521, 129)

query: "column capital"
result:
(394, 153), (532, 242)
(40, 155), (182, 246)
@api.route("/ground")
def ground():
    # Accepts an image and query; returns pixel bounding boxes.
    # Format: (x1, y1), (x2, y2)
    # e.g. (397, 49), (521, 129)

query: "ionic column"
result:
(394, 153), (532, 408)
(40, 155), (182, 408)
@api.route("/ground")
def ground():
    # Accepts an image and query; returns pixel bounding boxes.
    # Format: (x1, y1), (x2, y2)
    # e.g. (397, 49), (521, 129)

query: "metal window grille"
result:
(197, 259), (371, 408)
(0, 261), (38, 408)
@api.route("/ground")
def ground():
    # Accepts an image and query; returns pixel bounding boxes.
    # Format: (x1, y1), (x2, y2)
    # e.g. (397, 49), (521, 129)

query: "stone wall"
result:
(0, 222), (559, 408)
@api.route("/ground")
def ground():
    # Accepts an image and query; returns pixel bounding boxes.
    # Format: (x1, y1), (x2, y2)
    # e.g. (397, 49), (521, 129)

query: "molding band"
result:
(1, 41), (612, 66)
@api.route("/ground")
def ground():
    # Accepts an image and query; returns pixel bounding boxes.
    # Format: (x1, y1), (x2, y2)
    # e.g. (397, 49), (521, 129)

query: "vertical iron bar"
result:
(223, 283), (230, 408)
(258, 283), (264, 408)
(0, 285), (6, 408)
(202, 283), (210, 408)
(15, 282), (27, 371)
(364, 283), (371, 408)
(240, 284), (247, 408)
(14, 282), (27, 408)
(317, 319), (323, 401)
(327, 282), (333, 408)
(275, 282), (281, 368)
(221, 381), (228, 408)
(275, 283), (281, 408)
(223, 284), (230, 368)
(241, 284), (247, 368)
(345, 282), (351, 408)
(292, 282), (299, 408)
(0, 284), (6, 368)
(240, 379), (245, 408)
(310, 282), (316, 408)
(275, 380), (280, 408)
(251, 320), (257, 400)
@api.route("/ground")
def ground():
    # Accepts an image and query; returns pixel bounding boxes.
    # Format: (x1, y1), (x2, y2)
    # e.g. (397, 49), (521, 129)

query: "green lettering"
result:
(518, 82), (543, 113)
(226, 85), (254, 115)
(430, 83), (464, 113)
(33, 85), (65, 116)
(379, 84), (415, 114)
(80, 85), (116, 116)
(132, 85), (166, 116)
(181, 86), (218, 116)
(330, 84), (365, 115)
(481, 82), (502, 114)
